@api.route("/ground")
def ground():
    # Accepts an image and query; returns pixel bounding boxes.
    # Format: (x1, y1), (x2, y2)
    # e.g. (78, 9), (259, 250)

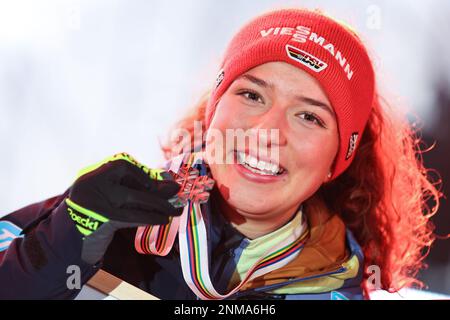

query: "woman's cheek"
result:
(291, 136), (333, 174)
(214, 96), (254, 130)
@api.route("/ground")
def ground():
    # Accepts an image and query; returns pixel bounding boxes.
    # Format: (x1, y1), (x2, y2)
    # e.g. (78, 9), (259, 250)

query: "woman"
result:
(0, 8), (442, 300)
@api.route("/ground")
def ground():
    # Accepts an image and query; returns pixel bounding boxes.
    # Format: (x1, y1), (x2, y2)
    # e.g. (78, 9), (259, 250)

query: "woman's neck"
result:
(213, 189), (300, 240)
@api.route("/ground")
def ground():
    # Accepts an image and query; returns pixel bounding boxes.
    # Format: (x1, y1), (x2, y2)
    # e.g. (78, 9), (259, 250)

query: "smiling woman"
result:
(160, 8), (443, 298)
(206, 62), (339, 240)
(0, 7), (443, 300)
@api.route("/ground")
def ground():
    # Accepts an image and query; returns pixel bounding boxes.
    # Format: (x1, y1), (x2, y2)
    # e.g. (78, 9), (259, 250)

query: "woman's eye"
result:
(297, 112), (325, 127)
(239, 90), (264, 103)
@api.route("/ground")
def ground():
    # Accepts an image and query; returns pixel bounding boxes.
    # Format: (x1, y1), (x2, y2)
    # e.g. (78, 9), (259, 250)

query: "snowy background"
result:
(1, 0), (449, 296)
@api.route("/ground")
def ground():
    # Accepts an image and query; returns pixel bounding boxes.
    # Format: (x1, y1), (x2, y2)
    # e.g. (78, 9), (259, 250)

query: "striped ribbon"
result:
(134, 152), (309, 300)
(135, 153), (196, 256)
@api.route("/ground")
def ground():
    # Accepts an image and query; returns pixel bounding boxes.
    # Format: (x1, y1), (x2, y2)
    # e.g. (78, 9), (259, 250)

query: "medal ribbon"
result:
(134, 152), (309, 300)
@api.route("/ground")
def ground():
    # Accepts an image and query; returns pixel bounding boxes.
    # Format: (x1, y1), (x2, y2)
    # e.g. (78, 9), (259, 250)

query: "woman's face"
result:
(206, 61), (339, 220)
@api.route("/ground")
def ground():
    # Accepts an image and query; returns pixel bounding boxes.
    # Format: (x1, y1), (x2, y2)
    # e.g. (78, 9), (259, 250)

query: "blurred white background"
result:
(1, 0), (449, 212)
(1, 0), (449, 295)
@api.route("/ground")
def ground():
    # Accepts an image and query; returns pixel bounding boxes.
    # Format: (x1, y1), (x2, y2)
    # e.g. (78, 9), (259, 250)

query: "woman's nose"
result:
(249, 108), (288, 148)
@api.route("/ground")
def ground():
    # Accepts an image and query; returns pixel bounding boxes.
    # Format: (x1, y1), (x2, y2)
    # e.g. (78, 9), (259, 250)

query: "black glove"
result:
(62, 153), (182, 264)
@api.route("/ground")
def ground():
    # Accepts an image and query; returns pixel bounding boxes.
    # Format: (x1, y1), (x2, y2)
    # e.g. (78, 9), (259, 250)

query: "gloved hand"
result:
(62, 153), (182, 264)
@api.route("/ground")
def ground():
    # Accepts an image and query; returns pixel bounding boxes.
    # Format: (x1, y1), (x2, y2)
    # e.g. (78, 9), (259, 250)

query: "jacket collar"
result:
(238, 193), (364, 293)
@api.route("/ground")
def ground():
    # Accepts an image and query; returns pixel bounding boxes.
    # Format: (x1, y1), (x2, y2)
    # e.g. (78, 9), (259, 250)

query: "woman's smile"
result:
(232, 149), (288, 184)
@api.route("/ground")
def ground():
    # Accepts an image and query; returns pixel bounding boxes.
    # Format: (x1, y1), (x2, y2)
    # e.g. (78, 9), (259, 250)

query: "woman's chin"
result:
(226, 192), (278, 215)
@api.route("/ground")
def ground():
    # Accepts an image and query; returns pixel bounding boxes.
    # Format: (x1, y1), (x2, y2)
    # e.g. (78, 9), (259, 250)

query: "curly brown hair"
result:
(320, 92), (442, 296)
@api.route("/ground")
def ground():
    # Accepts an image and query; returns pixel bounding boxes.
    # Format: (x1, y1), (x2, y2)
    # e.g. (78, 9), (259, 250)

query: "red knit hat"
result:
(205, 8), (375, 180)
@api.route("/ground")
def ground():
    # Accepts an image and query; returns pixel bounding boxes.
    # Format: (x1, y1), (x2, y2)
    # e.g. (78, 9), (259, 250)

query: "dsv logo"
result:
(286, 45), (327, 73)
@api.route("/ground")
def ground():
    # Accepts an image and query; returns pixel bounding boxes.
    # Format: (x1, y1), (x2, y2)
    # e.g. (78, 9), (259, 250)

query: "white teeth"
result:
(248, 155), (258, 168)
(236, 151), (282, 175)
(272, 163), (279, 173)
(257, 160), (265, 171)
(269, 164), (280, 174)
(237, 151), (245, 164)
